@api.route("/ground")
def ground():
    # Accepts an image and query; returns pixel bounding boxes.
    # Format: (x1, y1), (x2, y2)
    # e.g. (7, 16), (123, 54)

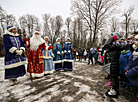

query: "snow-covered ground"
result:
(0, 57), (135, 102)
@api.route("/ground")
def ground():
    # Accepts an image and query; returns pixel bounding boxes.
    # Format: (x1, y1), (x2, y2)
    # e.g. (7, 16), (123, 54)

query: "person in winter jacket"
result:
(78, 47), (83, 61)
(92, 47), (98, 65)
(3, 26), (27, 86)
(119, 44), (132, 89)
(87, 48), (93, 65)
(125, 34), (138, 102)
(104, 32), (127, 98)
(72, 46), (77, 61)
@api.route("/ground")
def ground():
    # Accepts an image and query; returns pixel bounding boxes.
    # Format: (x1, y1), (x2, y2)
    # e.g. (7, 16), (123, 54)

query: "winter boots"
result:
(9, 79), (19, 86)
(9, 79), (14, 86)
(105, 88), (119, 98)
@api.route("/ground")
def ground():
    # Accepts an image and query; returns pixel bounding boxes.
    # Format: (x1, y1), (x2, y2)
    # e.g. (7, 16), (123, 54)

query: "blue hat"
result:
(66, 37), (71, 41)
(94, 47), (97, 50)
(56, 37), (60, 42)
(90, 48), (93, 51)
(7, 25), (16, 31)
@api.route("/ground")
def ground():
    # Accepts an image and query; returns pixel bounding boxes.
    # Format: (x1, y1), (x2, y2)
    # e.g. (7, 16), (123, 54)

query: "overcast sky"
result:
(0, 0), (138, 21)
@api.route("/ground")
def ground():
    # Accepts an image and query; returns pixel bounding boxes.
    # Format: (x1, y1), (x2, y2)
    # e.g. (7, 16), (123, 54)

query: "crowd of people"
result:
(2, 25), (138, 101)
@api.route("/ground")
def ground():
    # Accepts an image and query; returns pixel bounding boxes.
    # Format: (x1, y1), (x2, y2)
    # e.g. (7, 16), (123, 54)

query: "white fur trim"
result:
(44, 36), (49, 39)
(4, 61), (28, 69)
(56, 38), (60, 42)
(65, 42), (71, 44)
(132, 51), (138, 56)
(56, 42), (60, 44)
(135, 35), (138, 39)
(46, 46), (49, 51)
(53, 60), (62, 64)
(63, 59), (73, 62)
(62, 51), (64, 54)
(26, 41), (28, 46)
(43, 56), (52, 59)
(9, 47), (17, 53)
(35, 31), (40, 34)
(20, 47), (25, 52)
(44, 69), (54, 74)
(2, 30), (19, 37)
(26, 72), (44, 78)
(8, 27), (16, 31)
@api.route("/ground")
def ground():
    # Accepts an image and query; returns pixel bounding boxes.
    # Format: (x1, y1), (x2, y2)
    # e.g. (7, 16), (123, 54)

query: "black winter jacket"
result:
(104, 38), (127, 75)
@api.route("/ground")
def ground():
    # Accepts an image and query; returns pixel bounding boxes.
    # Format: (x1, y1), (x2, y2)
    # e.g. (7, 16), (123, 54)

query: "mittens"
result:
(64, 50), (67, 53)
(68, 50), (71, 53)
(16, 50), (23, 55)
(57, 51), (60, 54)
(48, 45), (53, 50)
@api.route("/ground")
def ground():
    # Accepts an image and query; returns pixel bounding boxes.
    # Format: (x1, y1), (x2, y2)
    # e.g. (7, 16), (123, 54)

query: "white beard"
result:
(30, 35), (45, 51)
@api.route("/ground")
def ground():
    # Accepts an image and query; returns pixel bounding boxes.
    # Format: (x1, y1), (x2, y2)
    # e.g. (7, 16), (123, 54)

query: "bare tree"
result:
(110, 17), (120, 32)
(71, 0), (122, 46)
(122, 6), (134, 38)
(129, 19), (138, 33)
(65, 17), (72, 37)
(18, 14), (40, 38)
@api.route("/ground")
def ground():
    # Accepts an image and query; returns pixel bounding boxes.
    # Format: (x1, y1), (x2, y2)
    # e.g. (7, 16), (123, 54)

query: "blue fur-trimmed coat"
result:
(125, 47), (138, 87)
(53, 42), (63, 63)
(3, 31), (27, 69)
(63, 42), (73, 62)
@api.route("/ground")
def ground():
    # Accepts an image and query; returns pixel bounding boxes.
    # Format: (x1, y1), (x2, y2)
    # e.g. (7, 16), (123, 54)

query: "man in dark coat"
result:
(104, 32), (127, 98)
(78, 47), (83, 61)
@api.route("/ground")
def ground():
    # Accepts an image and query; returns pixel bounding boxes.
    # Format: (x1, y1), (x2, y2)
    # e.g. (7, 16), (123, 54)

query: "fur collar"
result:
(65, 42), (71, 44)
(56, 42), (60, 44)
(2, 30), (19, 37)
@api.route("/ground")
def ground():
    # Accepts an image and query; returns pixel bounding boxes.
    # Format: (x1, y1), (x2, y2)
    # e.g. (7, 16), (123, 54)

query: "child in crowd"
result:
(125, 34), (138, 102)
(119, 44), (132, 90)
(87, 48), (93, 65)
(104, 32), (127, 98)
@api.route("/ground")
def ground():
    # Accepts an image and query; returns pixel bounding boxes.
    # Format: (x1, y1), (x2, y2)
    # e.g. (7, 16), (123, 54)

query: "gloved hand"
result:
(125, 70), (129, 76)
(68, 50), (71, 53)
(57, 51), (60, 54)
(16, 50), (23, 55)
(48, 45), (53, 50)
(64, 50), (67, 53)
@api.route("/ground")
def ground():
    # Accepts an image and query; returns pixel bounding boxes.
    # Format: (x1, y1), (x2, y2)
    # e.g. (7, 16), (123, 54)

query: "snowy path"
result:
(0, 58), (135, 102)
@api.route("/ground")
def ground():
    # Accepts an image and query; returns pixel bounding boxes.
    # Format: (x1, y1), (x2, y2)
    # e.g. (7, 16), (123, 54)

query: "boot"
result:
(9, 79), (14, 86)
(105, 88), (118, 98)
(14, 79), (19, 84)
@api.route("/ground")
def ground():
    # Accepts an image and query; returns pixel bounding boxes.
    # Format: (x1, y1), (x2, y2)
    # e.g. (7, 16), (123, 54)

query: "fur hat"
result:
(44, 36), (49, 39)
(7, 25), (16, 31)
(56, 37), (60, 42)
(35, 30), (40, 34)
(66, 37), (71, 41)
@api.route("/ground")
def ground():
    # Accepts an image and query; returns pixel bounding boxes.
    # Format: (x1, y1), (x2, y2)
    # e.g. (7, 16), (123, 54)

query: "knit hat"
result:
(135, 34), (138, 39)
(66, 37), (71, 41)
(112, 32), (123, 39)
(90, 48), (93, 51)
(35, 30), (40, 34)
(7, 25), (16, 31)
(56, 37), (60, 42)
(44, 36), (49, 39)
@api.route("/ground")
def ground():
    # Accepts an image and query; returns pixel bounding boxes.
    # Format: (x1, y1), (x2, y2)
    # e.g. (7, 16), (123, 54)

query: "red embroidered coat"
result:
(27, 40), (46, 77)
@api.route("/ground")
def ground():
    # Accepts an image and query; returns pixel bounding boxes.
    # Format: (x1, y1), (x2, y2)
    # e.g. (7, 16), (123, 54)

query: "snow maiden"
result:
(3, 26), (27, 86)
